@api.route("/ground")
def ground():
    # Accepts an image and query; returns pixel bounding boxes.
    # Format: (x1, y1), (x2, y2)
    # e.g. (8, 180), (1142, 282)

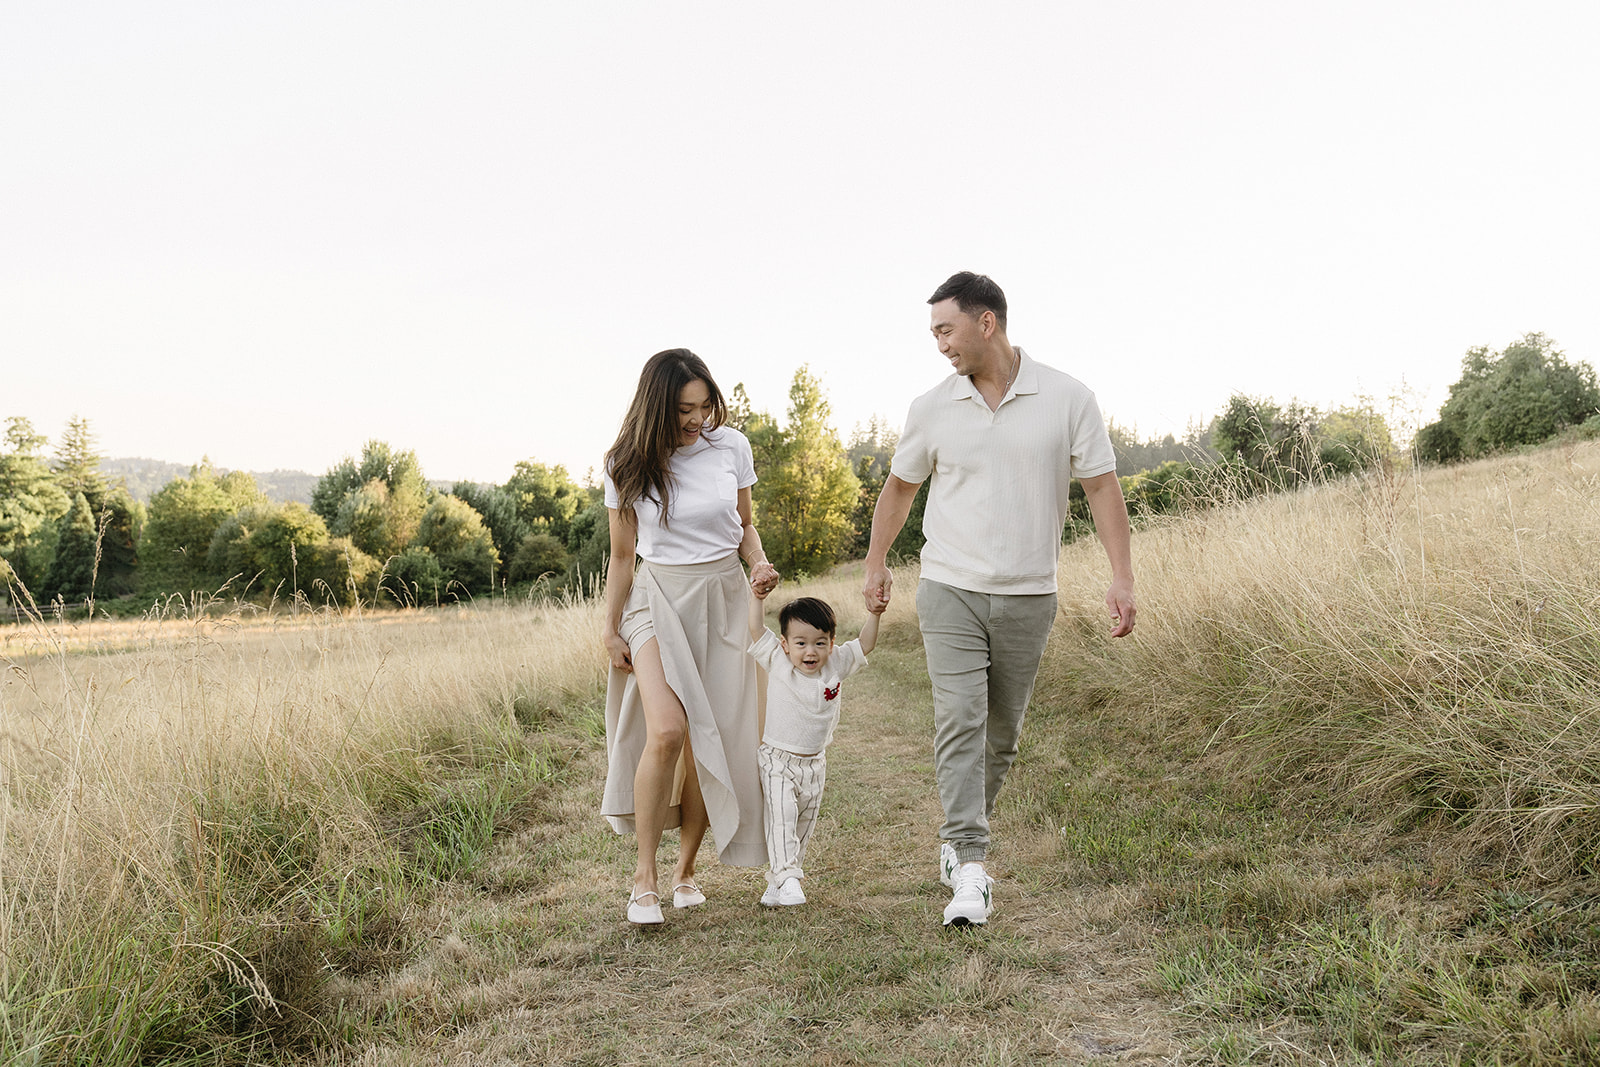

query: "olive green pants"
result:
(916, 579), (1057, 866)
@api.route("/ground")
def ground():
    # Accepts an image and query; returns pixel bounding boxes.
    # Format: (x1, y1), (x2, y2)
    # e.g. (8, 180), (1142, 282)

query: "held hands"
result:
(862, 564), (891, 615)
(750, 560), (780, 598)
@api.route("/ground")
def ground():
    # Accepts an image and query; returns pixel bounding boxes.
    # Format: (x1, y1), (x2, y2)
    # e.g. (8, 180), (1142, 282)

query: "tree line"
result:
(3, 337), (1595, 616)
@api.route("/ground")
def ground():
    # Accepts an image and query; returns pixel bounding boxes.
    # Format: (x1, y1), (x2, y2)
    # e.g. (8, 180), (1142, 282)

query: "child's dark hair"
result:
(778, 596), (836, 637)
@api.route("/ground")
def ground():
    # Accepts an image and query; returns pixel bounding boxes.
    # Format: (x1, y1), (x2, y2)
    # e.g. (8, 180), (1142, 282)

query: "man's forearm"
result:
(865, 475), (920, 566)
(1081, 473), (1134, 581)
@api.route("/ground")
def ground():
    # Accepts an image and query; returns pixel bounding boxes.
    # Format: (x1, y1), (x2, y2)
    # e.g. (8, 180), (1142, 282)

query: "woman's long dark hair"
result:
(604, 348), (727, 527)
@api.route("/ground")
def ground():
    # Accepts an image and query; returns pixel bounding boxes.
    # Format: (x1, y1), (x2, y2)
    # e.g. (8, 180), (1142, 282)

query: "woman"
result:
(601, 348), (780, 924)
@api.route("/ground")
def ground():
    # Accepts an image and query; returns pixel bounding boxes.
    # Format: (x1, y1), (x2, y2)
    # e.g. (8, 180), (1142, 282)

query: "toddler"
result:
(747, 581), (881, 906)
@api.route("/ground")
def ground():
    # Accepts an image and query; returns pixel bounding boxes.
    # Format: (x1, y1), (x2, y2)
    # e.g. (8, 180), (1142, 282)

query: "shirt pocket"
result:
(715, 470), (738, 501)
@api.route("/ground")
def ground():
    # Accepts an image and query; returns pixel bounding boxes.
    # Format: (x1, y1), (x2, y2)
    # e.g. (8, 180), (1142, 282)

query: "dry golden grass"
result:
(1, 594), (605, 1061)
(1050, 437), (1600, 876)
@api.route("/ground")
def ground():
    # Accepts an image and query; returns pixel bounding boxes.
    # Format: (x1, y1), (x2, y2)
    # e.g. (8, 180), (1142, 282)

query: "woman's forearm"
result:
(739, 522), (767, 568)
(603, 553), (633, 636)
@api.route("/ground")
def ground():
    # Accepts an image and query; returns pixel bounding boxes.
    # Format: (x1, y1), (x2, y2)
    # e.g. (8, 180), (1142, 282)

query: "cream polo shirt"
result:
(889, 347), (1117, 596)
(603, 426), (758, 565)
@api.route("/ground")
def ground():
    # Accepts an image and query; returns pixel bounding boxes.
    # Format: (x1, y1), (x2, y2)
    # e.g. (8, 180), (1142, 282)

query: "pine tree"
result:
(43, 493), (99, 602)
(52, 415), (108, 501)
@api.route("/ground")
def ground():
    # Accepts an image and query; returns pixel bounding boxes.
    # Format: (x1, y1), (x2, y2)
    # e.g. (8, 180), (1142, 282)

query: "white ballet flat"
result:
(627, 889), (663, 925)
(672, 882), (707, 909)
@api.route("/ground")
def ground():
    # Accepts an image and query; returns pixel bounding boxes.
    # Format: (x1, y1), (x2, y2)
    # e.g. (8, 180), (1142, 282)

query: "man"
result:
(862, 271), (1137, 927)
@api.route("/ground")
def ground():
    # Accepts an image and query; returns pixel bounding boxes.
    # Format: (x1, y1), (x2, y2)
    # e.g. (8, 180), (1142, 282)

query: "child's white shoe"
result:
(760, 876), (807, 907)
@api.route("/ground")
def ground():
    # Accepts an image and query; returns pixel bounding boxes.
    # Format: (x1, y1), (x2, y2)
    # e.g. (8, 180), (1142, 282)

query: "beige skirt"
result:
(600, 553), (767, 867)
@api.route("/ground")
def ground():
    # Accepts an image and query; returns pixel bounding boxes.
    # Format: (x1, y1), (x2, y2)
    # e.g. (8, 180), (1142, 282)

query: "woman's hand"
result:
(750, 560), (780, 598)
(604, 630), (634, 672)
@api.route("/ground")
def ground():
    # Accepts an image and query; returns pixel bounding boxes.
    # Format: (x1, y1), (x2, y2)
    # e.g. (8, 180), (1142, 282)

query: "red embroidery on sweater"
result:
(824, 684), (840, 701)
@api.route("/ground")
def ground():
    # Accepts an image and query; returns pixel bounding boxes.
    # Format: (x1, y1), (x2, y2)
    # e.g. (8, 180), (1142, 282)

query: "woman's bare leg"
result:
(673, 737), (708, 887)
(628, 637), (688, 898)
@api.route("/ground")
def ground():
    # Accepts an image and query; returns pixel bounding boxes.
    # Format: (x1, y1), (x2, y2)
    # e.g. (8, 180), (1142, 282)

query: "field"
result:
(3, 437), (1599, 1064)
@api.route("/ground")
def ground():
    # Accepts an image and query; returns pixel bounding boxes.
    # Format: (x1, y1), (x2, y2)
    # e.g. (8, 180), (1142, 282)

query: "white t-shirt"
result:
(748, 629), (867, 755)
(604, 426), (758, 565)
(890, 347), (1117, 595)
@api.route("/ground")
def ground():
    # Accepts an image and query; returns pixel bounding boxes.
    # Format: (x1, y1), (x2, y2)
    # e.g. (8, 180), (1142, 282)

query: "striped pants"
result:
(758, 743), (827, 887)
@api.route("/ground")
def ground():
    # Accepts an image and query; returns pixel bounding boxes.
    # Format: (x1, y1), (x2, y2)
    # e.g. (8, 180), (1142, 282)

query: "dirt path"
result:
(332, 631), (1190, 1065)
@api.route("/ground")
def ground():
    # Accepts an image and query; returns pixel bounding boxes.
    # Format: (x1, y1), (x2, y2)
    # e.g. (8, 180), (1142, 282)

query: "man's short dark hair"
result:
(779, 596), (836, 638)
(929, 271), (1007, 331)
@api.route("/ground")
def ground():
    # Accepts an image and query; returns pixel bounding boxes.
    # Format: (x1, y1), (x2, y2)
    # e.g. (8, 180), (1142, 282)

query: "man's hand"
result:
(1104, 576), (1136, 638)
(860, 475), (920, 615)
(862, 563), (892, 614)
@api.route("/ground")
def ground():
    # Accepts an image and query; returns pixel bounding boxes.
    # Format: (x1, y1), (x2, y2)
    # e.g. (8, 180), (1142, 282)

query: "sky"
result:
(4, 2), (1597, 487)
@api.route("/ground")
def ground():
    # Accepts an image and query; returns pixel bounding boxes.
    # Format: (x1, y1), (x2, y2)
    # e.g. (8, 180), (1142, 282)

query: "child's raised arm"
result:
(858, 607), (881, 656)
(748, 578), (770, 644)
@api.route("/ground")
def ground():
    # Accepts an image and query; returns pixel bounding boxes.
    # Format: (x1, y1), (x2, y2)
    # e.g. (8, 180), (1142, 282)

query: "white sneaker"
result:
(939, 842), (959, 887)
(942, 862), (993, 927)
(761, 877), (806, 907)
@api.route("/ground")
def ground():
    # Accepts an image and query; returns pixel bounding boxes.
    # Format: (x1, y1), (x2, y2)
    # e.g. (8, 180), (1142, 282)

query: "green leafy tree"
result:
(1211, 394), (1326, 488)
(380, 546), (447, 606)
(1413, 420), (1462, 465)
(42, 493), (99, 601)
(1318, 403), (1396, 476)
(0, 417), (71, 593)
(412, 494), (498, 594)
(140, 460), (267, 593)
(206, 502), (329, 598)
(313, 441), (430, 553)
(750, 366), (860, 576)
(249, 503), (330, 596)
(333, 480), (412, 561)
(845, 418), (926, 561)
(725, 383), (758, 432)
(207, 502), (281, 592)
(563, 500), (610, 594)
(1212, 395), (1285, 476)
(503, 460), (583, 542)
(311, 456), (361, 522)
(449, 481), (530, 566)
(509, 532), (570, 584)
(1418, 333), (1600, 461)
(301, 536), (382, 606)
(312, 440), (428, 518)
(1123, 460), (1199, 517)
(89, 489), (143, 598)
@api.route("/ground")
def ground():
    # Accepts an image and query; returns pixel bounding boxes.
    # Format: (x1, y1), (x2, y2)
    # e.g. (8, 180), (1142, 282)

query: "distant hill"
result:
(102, 458), (319, 505)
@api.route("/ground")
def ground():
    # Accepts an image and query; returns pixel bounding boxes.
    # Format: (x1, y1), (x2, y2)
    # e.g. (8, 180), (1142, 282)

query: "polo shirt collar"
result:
(951, 346), (1038, 405)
